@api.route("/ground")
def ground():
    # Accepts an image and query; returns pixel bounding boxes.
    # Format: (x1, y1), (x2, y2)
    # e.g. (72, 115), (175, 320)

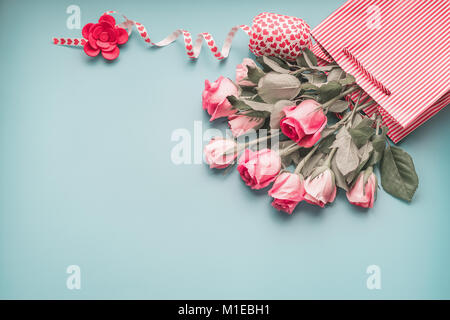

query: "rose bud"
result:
(204, 137), (237, 169)
(280, 100), (327, 147)
(268, 172), (305, 214)
(202, 76), (238, 121)
(237, 148), (281, 189)
(346, 170), (377, 208)
(303, 167), (336, 207)
(228, 115), (265, 137)
(235, 58), (257, 86)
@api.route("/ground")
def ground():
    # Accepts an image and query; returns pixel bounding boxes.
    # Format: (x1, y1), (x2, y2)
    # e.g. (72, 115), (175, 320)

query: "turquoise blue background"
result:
(0, 0), (449, 299)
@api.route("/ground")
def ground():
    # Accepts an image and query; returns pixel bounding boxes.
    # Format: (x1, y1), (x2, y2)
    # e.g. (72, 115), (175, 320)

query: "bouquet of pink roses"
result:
(202, 49), (418, 214)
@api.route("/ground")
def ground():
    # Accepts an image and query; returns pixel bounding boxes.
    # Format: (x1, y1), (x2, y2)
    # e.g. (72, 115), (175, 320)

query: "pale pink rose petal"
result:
(202, 77), (238, 121)
(204, 137), (237, 169)
(346, 173), (377, 208)
(304, 169), (336, 207)
(228, 115), (264, 137)
(235, 58), (257, 86)
(269, 172), (305, 202)
(271, 199), (298, 214)
(298, 108), (327, 134)
(298, 127), (324, 148)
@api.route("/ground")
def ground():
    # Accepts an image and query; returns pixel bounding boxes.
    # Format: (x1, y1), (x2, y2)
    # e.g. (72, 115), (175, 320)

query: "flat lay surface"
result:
(0, 0), (449, 299)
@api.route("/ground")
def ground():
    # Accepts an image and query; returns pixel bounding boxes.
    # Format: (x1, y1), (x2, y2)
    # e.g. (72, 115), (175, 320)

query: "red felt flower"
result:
(82, 14), (128, 60)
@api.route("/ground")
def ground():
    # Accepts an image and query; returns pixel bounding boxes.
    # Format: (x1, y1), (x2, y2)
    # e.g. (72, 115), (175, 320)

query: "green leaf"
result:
(318, 81), (343, 103)
(346, 141), (373, 184)
(327, 68), (344, 82)
(331, 127), (359, 176)
(227, 96), (271, 118)
(246, 65), (265, 84)
(311, 65), (340, 72)
(300, 82), (320, 92)
(331, 155), (348, 191)
(348, 118), (375, 147)
(252, 95), (266, 103)
(262, 56), (290, 74)
(296, 48), (318, 67)
(270, 100), (293, 129)
(240, 87), (257, 97)
(353, 118), (375, 129)
(305, 48), (318, 66)
(327, 100), (348, 113)
(318, 134), (336, 153)
(349, 126), (375, 148)
(368, 126), (388, 166)
(241, 110), (270, 118)
(339, 73), (356, 86)
(241, 99), (274, 112)
(351, 113), (364, 127)
(257, 72), (301, 103)
(256, 56), (288, 73)
(227, 96), (252, 111)
(301, 72), (327, 86)
(265, 56), (290, 68)
(369, 135), (386, 165)
(380, 145), (419, 202)
(300, 152), (324, 177)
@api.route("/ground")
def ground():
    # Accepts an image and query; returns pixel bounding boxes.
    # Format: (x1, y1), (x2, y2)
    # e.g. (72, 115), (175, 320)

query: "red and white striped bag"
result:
(311, 0), (449, 143)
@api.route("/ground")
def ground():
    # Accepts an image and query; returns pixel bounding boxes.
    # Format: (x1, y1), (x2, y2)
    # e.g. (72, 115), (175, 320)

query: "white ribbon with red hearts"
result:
(53, 11), (312, 60)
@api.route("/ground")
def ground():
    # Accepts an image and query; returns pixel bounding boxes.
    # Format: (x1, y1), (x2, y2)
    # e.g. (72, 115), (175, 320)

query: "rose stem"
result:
(323, 100), (376, 138)
(223, 130), (281, 156)
(244, 129), (280, 148)
(294, 144), (320, 175)
(323, 147), (337, 168)
(322, 86), (359, 110)
(349, 90), (363, 123)
(278, 142), (300, 157)
(375, 114), (382, 135)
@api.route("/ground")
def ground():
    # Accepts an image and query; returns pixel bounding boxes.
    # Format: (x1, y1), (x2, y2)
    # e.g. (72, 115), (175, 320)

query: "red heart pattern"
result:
(248, 12), (311, 60)
(52, 37), (88, 47)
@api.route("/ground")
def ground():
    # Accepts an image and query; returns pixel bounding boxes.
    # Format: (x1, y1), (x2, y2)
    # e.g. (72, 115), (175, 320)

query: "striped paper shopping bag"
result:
(311, 0), (450, 143)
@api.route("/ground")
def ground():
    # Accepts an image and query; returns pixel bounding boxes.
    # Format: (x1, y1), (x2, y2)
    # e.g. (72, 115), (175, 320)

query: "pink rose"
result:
(346, 172), (377, 208)
(235, 58), (257, 86)
(204, 137), (237, 169)
(280, 100), (327, 147)
(82, 14), (129, 60)
(228, 115), (265, 137)
(268, 172), (305, 214)
(202, 76), (238, 121)
(304, 168), (336, 207)
(237, 149), (281, 189)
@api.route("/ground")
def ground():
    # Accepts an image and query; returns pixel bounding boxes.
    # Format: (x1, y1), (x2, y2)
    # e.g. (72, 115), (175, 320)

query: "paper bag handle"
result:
(343, 47), (391, 96)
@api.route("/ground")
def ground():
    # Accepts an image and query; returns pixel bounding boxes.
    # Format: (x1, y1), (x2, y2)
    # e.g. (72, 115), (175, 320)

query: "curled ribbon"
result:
(53, 11), (311, 61)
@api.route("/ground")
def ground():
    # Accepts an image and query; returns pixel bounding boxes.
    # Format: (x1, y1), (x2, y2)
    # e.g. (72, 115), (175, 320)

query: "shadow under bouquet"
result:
(202, 49), (418, 214)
